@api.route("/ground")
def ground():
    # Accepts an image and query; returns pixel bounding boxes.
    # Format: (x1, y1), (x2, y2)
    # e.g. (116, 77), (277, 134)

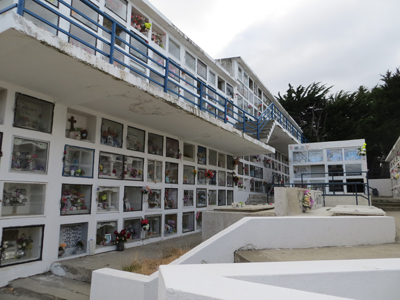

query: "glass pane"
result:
(126, 127), (145, 152)
(11, 137), (48, 173)
(218, 190), (226, 206)
(165, 162), (178, 184)
(198, 168), (206, 185)
(63, 145), (95, 178)
(168, 38), (180, 59)
(123, 218), (141, 241)
(164, 214), (177, 235)
(218, 171), (226, 186)
(328, 165), (344, 176)
(24, 0), (58, 35)
(185, 52), (195, 70)
(144, 215), (161, 238)
(101, 119), (123, 148)
(98, 151), (124, 179)
(293, 151), (307, 163)
(165, 188), (178, 209)
(308, 150), (323, 162)
(2, 183), (46, 216)
(124, 156), (144, 181)
(197, 146), (207, 165)
(208, 190), (216, 205)
(183, 165), (195, 184)
(183, 190), (194, 207)
(1, 226), (44, 266)
(96, 221), (117, 247)
(327, 149), (343, 161)
(14, 93), (54, 133)
(147, 189), (161, 209)
(197, 60), (207, 79)
(218, 153), (225, 168)
(71, 0), (98, 31)
(196, 189), (207, 207)
(148, 133), (163, 155)
(166, 137), (180, 159)
(344, 148), (361, 161)
(105, 0), (127, 20)
(96, 186), (119, 213)
(123, 187), (142, 211)
(61, 184), (92, 215)
(346, 164), (362, 176)
(182, 212), (194, 232)
(209, 150), (217, 166)
(130, 33), (148, 63)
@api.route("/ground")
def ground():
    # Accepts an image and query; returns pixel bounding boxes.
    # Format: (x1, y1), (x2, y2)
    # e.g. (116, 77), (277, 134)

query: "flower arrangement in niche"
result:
(114, 230), (131, 245)
(357, 143), (367, 156)
(76, 240), (84, 249)
(205, 170), (214, 179)
(141, 186), (152, 195)
(232, 173), (239, 186)
(131, 14), (151, 34)
(141, 219), (150, 231)
(16, 234), (32, 251)
(302, 190), (314, 212)
(193, 169), (198, 176)
(151, 31), (165, 48)
(59, 243), (66, 251)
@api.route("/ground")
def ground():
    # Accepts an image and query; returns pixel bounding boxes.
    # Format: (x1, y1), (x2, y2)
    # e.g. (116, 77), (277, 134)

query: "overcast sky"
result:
(148, 0), (400, 97)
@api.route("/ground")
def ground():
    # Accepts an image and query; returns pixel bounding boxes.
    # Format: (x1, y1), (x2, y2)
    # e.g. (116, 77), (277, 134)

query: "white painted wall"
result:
(91, 215), (396, 300)
(158, 259), (400, 300)
(369, 179), (392, 197)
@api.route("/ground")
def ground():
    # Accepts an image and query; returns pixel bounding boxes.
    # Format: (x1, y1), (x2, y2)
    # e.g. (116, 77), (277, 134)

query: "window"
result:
(346, 164), (362, 176)
(226, 83), (234, 98)
(105, 0), (127, 21)
(197, 60), (207, 80)
(168, 38), (180, 60)
(103, 17), (126, 48)
(23, 0), (58, 35)
(328, 165), (343, 176)
(217, 77), (225, 92)
(1, 225), (44, 267)
(185, 52), (195, 70)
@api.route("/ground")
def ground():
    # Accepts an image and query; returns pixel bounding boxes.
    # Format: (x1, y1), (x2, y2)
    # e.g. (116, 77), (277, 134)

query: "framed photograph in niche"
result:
(1, 225), (44, 267)
(197, 146), (206, 165)
(148, 133), (163, 156)
(101, 118), (123, 148)
(13, 93), (54, 133)
(126, 126), (145, 152)
(11, 137), (49, 173)
(166, 137), (180, 159)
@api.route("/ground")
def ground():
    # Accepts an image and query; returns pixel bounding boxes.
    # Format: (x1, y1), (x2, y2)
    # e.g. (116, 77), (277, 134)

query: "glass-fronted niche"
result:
(164, 214), (177, 235)
(2, 182), (46, 217)
(165, 162), (178, 184)
(13, 93), (54, 133)
(60, 184), (92, 215)
(182, 212), (194, 233)
(166, 137), (180, 159)
(147, 159), (162, 182)
(197, 188), (207, 208)
(165, 188), (178, 209)
(11, 137), (49, 173)
(293, 150), (323, 163)
(123, 186), (142, 212)
(196, 211), (202, 230)
(144, 215), (161, 238)
(63, 145), (94, 178)
(183, 165), (195, 184)
(208, 190), (216, 206)
(123, 218), (141, 241)
(146, 189), (161, 209)
(101, 118), (123, 148)
(99, 151), (144, 181)
(148, 133), (163, 156)
(1, 225), (44, 267)
(96, 221), (117, 247)
(96, 186), (119, 213)
(183, 190), (194, 207)
(126, 126), (145, 152)
(59, 222), (88, 258)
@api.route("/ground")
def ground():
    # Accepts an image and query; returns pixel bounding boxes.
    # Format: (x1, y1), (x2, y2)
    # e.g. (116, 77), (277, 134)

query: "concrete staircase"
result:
(371, 197), (400, 211)
(245, 194), (269, 205)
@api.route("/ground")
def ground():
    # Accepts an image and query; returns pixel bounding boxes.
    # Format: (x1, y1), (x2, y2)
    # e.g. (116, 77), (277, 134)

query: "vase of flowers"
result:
(302, 190), (314, 212)
(141, 219), (150, 231)
(114, 230), (131, 251)
(58, 243), (66, 257)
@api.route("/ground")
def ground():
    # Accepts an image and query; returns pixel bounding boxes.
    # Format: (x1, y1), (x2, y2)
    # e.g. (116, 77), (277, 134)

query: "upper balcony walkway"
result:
(0, 0), (307, 155)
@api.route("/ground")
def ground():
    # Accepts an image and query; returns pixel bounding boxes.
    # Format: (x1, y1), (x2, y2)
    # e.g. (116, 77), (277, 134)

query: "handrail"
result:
(4, 0), (307, 143)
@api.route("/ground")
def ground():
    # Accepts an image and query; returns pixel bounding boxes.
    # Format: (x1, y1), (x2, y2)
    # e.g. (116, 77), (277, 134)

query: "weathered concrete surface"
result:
(202, 209), (276, 241)
(386, 211), (400, 242)
(213, 204), (274, 212)
(330, 205), (386, 216)
(235, 243), (400, 263)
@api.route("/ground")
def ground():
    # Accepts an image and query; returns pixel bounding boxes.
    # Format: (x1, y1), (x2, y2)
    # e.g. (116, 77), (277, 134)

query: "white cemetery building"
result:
(288, 139), (369, 206)
(0, 0), (305, 286)
(386, 136), (400, 197)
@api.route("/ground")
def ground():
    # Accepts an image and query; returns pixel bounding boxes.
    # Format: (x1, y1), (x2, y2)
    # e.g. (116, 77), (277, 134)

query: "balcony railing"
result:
(1, 0), (308, 143)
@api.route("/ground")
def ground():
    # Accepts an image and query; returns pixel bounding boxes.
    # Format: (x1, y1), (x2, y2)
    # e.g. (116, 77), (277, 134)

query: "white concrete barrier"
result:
(91, 216), (396, 300)
(159, 259), (400, 300)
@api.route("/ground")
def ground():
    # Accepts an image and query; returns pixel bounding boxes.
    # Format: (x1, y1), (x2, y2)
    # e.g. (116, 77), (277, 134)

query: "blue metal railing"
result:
(2, 0), (307, 143)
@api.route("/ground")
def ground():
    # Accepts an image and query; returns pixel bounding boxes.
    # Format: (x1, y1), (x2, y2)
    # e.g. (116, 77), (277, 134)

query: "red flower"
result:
(112, 169), (116, 174)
